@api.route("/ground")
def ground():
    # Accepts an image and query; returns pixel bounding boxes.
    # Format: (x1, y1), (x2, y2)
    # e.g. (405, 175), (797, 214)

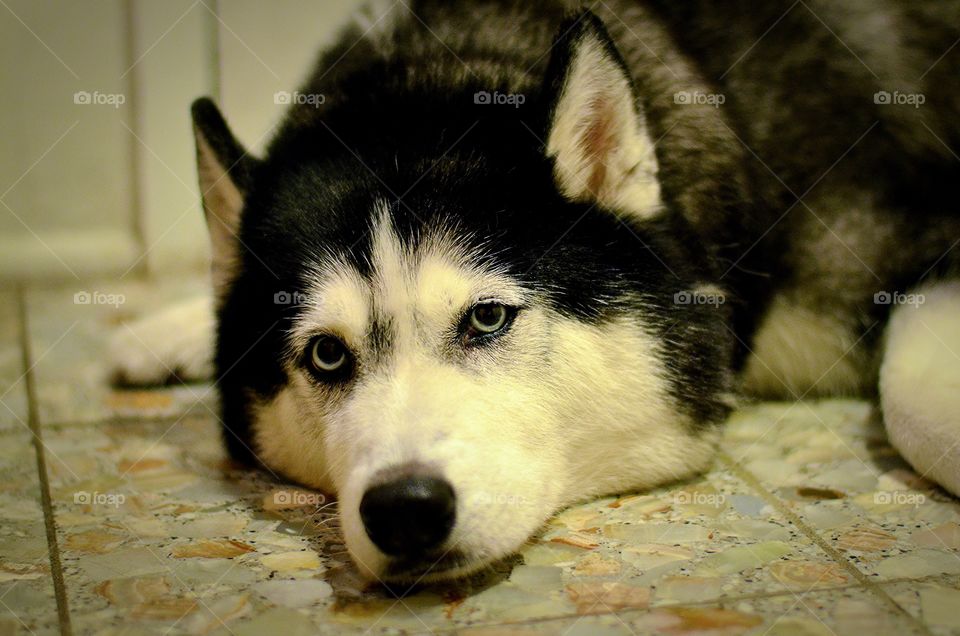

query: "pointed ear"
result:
(191, 98), (258, 303)
(544, 12), (663, 220)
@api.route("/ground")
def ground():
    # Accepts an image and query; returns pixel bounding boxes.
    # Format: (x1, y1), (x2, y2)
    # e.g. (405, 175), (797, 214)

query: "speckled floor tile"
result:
(0, 430), (59, 635)
(37, 413), (889, 635)
(24, 277), (215, 427)
(43, 416), (282, 636)
(452, 585), (923, 636)
(884, 574), (960, 635)
(509, 467), (847, 614)
(723, 399), (960, 586)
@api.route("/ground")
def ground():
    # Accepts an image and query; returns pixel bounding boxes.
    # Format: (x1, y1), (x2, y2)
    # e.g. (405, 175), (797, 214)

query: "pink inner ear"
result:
(581, 94), (618, 197)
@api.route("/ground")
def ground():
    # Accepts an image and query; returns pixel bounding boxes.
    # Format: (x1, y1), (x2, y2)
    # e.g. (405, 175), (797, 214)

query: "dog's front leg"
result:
(109, 295), (215, 385)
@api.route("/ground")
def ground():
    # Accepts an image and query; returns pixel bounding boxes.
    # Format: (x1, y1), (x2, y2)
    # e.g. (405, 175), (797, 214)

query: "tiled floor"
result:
(2, 276), (959, 636)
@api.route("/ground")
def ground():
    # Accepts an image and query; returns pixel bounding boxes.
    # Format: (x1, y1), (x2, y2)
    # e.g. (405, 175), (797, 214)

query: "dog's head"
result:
(194, 12), (732, 582)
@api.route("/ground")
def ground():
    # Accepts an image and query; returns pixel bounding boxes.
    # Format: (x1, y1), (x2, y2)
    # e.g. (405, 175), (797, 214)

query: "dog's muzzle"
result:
(359, 472), (456, 559)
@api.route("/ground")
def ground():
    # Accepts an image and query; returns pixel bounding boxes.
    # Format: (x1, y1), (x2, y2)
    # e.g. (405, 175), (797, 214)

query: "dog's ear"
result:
(543, 11), (662, 220)
(191, 98), (258, 302)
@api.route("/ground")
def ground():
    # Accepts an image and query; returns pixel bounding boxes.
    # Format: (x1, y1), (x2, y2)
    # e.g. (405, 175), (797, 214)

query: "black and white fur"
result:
(112, 0), (960, 582)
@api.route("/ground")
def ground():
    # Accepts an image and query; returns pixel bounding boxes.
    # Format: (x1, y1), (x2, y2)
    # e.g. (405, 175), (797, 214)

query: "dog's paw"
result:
(109, 296), (215, 385)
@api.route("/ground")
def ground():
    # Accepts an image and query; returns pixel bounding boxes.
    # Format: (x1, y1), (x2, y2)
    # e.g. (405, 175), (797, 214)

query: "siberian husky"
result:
(112, 0), (960, 582)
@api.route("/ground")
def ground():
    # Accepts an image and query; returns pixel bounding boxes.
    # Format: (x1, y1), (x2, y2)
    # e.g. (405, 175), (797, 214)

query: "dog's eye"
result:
(470, 304), (508, 332)
(466, 303), (512, 340)
(308, 336), (349, 374)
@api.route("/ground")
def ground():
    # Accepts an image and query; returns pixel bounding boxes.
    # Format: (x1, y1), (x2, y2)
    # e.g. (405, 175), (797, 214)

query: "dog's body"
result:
(112, 0), (960, 582)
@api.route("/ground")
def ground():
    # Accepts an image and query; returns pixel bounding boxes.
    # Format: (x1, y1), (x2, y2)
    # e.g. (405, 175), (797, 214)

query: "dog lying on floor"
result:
(111, 0), (960, 582)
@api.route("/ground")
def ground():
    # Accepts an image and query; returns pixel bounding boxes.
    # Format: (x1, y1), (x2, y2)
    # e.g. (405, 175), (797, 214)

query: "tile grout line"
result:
(16, 286), (73, 636)
(717, 449), (932, 634)
(416, 573), (958, 636)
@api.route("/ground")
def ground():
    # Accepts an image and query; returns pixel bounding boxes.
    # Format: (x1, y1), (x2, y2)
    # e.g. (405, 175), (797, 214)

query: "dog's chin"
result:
(383, 550), (480, 583)
(359, 548), (499, 585)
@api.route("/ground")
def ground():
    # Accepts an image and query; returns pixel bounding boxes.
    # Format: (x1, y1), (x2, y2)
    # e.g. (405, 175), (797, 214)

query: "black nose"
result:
(359, 475), (456, 557)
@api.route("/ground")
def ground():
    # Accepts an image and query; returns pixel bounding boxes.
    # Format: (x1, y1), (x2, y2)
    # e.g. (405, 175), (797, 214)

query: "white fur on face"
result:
(251, 206), (711, 581)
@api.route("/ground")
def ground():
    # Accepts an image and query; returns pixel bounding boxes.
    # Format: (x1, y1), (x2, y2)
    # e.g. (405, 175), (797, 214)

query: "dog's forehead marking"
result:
(294, 202), (527, 355)
(369, 205), (417, 326)
(368, 208), (528, 327)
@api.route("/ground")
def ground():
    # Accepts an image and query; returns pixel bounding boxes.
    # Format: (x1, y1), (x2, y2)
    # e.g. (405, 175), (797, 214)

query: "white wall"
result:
(0, 0), (365, 283)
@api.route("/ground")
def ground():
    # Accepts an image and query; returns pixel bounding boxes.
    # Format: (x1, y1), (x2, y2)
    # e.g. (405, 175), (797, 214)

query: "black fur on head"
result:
(192, 6), (735, 464)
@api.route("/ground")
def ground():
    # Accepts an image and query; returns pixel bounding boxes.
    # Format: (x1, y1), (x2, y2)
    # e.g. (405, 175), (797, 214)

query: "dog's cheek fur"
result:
(546, 315), (720, 502)
(250, 376), (337, 494)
